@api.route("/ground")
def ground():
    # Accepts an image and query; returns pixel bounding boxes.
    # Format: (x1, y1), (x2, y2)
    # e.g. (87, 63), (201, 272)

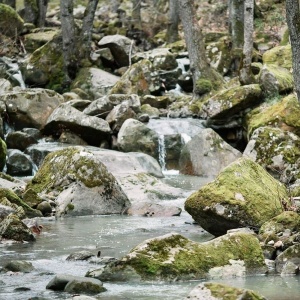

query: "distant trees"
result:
(286, 0), (300, 101)
(60, 0), (99, 88)
(178, 0), (222, 97)
(166, 0), (180, 43)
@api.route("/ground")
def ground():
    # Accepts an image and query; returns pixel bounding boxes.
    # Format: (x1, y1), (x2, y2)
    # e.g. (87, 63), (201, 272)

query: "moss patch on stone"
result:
(27, 147), (116, 194)
(262, 45), (292, 69)
(0, 188), (42, 218)
(246, 94), (300, 138)
(0, 4), (24, 37)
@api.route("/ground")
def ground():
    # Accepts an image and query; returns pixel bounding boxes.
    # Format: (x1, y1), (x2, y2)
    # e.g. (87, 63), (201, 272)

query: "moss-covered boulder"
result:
(245, 94), (300, 138)
(23, 29), (60, 53)
(0, 4), (24, 37)
(185, 157), (289, 236)
(0, 137), (7, 171)
(0, 214), (35, 242)
(262, 45), (292, 69)
(185, 282), (267, 300)
(22, 33), (64, 92)
(206, 36), (241, 76)
(198, 84), (262, 125)
(275, 244), (300, 274)
(244, 127), (300, 182)
(179, 128), (242, 177)
(0, 188), (42, 218)
(259, 64), (294, 96)
(26, 146), (130, 216)
(259, 211), (300, 246)
(86, 231), (266, 281)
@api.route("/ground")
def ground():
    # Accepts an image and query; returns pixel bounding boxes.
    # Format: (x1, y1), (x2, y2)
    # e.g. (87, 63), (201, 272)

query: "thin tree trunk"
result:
(60, 0), (76, 86)
(286, 0), (300, 101)
(228, 0), (244, 49)
(239, 0), (255, 85)
(36, 0), (48, 27)
(80, 0), (99, 60)
(179, 0), (219, 95)
(166, 0), (180, 43)
(132, 0), (142, 29)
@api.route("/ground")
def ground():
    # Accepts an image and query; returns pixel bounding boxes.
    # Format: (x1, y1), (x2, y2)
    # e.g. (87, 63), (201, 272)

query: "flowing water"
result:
(1, 175), (299, 299)
(1, 118), (300, 299)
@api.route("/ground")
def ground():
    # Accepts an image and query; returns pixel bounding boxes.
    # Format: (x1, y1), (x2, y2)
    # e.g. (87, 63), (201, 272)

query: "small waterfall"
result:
(158, 134), (166, 172)
(1, 57), (26, 89)
(176, 57), (190, 74)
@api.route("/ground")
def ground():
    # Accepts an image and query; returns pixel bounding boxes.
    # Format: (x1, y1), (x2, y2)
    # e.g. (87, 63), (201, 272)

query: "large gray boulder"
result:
(98, 34), (136, 67)
(259, 64), (294, 96)
(199, 84), (262, 126)
(6, 149), (34, 176)
(179, 128), (242, 177)
(46, 274), (106, 294)
(43, 103), (112, 147)
(26, 146), (130, 216)
(117, 118), (159, 160)
(185, 157), (289, 236)
(86, 231), (267, 281)
(71, 67), (120, 100)
(0, 88), (64, 130)
(83, 94), (141, 118)
(105, 101), (140, 133)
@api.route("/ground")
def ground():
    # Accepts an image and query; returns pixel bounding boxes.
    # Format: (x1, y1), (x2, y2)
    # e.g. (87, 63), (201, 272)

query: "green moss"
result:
(27, 147), (116, 195)
(116, 232), (265, 280)
(205, 282), (266, 300)
(0, 4), (24, 37)
(67, 203), (75, 210)
(185, 158), (288, 234)
(262, 45), (292, 69)
(0, 188), (41, 218)
(246, 94), (300, 138)
(195, 79), (213, 96)
(259, 211), (300, 237)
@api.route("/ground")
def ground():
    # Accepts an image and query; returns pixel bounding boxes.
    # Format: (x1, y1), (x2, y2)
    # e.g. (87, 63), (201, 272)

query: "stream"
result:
(0, 174), (300, 299)
(0, 118), (300, 299)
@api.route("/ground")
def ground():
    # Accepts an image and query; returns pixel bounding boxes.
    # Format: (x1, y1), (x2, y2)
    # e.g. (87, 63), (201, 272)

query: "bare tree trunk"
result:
(60, 0), (76, 87)
(36, 0), (48, 27)
(286, 0), (300, 101)
(132, 0), (142, 29)
(80, 0), (99, 60)
(179, 0), (221, 96)
(239, 0), (255, 85)
(228, 0), (244, 49)
(166, 0), (180, 43)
